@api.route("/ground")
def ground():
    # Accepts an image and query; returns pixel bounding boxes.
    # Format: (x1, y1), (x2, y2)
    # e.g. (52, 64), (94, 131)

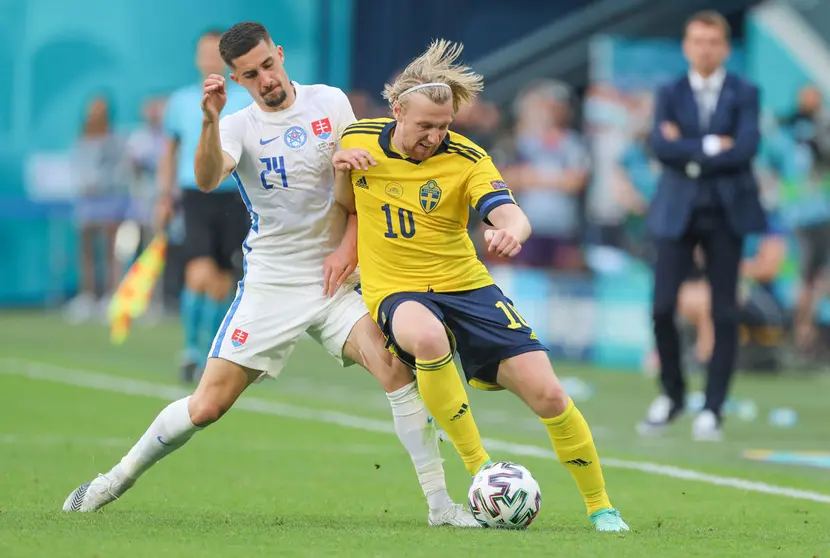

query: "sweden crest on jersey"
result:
(419, 180), (442, 214)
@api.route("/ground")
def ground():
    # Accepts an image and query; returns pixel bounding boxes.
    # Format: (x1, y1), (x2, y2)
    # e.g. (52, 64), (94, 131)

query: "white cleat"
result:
(692, 410), (723, 442)
(428, 503), (481, 527)
(62, 466), (134, 512)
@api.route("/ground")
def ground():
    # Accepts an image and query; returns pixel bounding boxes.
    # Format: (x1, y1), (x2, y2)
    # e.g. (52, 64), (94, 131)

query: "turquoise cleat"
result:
(589, 508), (630, 532)
(474, 460), (493, 476)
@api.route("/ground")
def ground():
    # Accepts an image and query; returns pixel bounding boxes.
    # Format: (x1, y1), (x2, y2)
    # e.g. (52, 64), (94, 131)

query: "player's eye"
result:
(262, 60), (273, 69)
(244, 71), (257, 79)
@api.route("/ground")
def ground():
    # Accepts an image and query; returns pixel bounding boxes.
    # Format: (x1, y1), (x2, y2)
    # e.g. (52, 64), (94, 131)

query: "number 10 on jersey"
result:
(259, 156), (289, 189)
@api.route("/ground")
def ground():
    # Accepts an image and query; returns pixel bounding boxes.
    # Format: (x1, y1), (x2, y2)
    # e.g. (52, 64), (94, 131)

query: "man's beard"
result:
(263, 89), (288, 108)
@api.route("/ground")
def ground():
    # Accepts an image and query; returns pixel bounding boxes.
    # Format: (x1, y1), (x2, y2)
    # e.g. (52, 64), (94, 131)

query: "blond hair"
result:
(383, 39), (483, 113)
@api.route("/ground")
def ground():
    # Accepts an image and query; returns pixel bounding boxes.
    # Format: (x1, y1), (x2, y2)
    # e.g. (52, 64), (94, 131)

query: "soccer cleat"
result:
(636, 395), (683, 436)
(62, 466), (134, 512)
(692, 410), (723, 442)
(590, 508), (630, 532)
(428, 503), (481, 527)
(475, 459), (493, 475)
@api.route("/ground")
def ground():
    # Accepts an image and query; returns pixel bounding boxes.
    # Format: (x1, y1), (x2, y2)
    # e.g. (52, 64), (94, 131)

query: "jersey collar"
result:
(378, 120), (451, 164)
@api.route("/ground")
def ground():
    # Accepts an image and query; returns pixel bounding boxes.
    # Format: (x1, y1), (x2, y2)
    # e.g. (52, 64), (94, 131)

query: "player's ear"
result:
(228, 73), (240, 86)
(275, 44), (285, 63)
(392, 101), (403, 122)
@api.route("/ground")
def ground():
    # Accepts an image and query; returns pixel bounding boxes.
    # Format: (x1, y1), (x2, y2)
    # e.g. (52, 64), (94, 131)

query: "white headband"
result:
(399, 82), (451, 98)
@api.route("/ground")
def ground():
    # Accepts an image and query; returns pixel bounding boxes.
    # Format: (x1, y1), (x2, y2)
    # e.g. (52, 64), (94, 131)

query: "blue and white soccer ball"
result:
(468, 461), (542, 529)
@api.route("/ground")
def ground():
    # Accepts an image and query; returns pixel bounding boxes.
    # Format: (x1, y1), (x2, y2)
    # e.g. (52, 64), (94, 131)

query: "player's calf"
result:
(497, 351), (625, 527)
(496, 351), (569, 418)
(189, 358), (259, 425)
(62, 359), (258, 512)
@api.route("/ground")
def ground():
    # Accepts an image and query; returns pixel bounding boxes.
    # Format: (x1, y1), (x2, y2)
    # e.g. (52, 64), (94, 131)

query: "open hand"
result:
(333, 148), (377, 171)
(322, 244), (358, 297)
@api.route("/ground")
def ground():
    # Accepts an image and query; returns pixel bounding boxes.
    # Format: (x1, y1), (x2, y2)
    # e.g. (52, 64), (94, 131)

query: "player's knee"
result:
(185, 258), (218, 292)
(205, 276), (233, 301)
(410, 326), (451, 360)
(531, 379), (570, 418)
(187, 393), (230, 426)
(376, 358), (416, 392)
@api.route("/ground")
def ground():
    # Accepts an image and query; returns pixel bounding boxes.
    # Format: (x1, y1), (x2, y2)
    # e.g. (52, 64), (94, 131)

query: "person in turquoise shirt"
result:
(155, 29), (252, 382)
(614, 132), (659, 263)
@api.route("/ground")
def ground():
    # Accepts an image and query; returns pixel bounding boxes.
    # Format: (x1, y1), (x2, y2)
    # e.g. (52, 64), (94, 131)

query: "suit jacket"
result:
(647, 71), (767, 239)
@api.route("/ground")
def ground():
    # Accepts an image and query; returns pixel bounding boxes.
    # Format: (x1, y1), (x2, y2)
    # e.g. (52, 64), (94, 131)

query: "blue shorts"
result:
(377, 284), (548, 391)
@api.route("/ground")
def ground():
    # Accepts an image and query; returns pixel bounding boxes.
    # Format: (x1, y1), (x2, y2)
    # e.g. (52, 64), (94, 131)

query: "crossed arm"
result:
(649, 84), (760, 174)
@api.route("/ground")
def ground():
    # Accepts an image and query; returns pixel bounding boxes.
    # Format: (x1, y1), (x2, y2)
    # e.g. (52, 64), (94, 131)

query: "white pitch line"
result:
(2, 359), (829, 505)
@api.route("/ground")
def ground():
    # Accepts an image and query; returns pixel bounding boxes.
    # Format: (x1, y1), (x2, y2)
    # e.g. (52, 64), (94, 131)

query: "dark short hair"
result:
(219, 22), (270, 67)
(685, 10), (731, 40)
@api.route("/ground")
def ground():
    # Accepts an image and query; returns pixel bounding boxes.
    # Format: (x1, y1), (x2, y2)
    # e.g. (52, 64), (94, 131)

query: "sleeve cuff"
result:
(702, 135), (722, 156)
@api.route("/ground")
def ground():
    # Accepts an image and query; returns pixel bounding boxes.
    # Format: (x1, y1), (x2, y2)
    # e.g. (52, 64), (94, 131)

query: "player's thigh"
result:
(213, 192), (250, 275)
(189, 357), (261, 426)
(210, 282), (316, 380)
(181, 190), (213, 263)
(387, 298), (451, 359)
(343, 312), (415, 392)
(438, 285), (544, 392)
(307, 283), (368, 366)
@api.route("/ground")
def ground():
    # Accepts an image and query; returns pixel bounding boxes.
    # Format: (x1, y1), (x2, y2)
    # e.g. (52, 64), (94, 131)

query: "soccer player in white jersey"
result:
(62, 21), (477, 528)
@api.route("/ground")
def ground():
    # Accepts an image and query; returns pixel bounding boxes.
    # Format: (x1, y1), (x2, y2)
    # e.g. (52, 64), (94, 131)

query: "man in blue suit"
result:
(638, 11), (767, 441)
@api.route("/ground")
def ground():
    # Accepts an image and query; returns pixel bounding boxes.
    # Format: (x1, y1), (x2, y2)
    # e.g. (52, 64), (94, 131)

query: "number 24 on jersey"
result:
(259, 156), (289, 189)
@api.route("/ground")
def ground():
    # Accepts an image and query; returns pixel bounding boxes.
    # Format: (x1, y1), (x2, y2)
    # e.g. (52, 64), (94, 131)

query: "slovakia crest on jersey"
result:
(311, 118), (333, 140)
(231, 328), (248, 348)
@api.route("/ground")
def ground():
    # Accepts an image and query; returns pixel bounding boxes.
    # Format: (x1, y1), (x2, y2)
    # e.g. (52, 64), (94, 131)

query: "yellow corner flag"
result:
(108, 234), (168, 344)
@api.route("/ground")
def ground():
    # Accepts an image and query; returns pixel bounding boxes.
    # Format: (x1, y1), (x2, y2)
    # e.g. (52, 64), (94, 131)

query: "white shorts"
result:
(209, 279), (368, 378)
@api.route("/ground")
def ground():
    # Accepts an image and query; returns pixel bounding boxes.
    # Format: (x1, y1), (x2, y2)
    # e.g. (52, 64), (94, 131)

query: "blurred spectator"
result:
(126, 96), (167, 231)
(777, 85), (830, 350)
(585, 85), (649, 249)
(346, 89), (387, 120)
(497, 79), (590, 270)
(613, 103), (659, 264)
(125, 95), (176, 314)
(677, 212), (787, 371)
(65, 94), (128, 323)
(452, 97), (503, 152)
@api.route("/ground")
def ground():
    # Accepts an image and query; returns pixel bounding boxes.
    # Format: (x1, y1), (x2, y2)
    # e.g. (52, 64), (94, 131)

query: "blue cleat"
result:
(590, 508), (630, 532)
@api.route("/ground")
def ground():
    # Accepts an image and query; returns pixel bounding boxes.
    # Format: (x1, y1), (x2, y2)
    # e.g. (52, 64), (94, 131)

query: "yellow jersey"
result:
(341, 118), (517, 319)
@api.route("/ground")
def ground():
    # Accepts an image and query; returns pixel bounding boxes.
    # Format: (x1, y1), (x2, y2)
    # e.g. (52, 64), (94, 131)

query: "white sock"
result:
(118, 397), (201, 480)
(386, 381), (453, 512)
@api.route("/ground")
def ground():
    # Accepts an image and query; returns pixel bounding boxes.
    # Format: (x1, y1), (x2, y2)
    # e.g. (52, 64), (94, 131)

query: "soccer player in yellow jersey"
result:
(333, 40), (629, 532)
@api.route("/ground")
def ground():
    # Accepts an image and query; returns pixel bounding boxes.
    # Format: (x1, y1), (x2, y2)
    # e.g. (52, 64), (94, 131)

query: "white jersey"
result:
(219, 82), (356, 286)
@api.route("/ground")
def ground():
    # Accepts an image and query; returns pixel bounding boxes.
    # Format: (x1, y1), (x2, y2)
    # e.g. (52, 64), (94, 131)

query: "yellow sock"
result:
(416, 353), (490, 475)
(541, 398), (612, 515)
